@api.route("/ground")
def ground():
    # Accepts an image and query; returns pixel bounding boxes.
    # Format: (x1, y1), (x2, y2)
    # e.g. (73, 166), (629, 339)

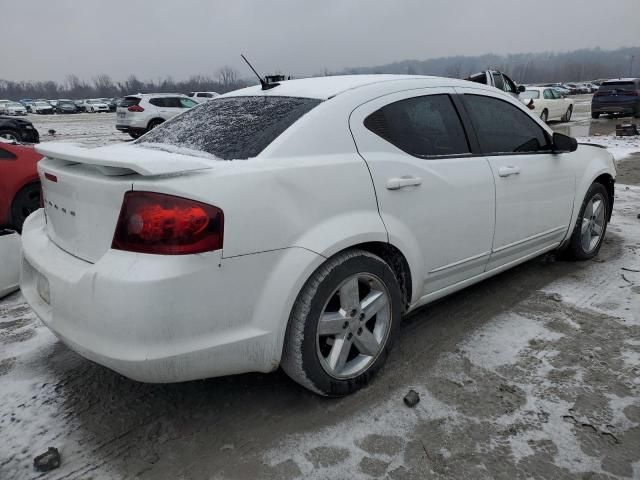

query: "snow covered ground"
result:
(1, 115), (639, 479)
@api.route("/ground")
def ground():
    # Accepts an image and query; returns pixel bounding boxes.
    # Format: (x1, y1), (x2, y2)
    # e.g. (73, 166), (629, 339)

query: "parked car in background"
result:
(30, 101), (54, 115)
(2, 102), (28, 116)
(465, 70), (525, 97)
(24, 75), (615, 396)
(102, 98), (119, 111)
(19, 99), (34, 112)
(519, 87), (575, 123)
(565, 83), (589, 94)
(56, 99), (78, 114)
(0, 141), (42, 231)
(48, 100), (58, 109)
(85, 99), (110, 113)
(116, 94), (198, 138)
(560, 84), (579, 95)
(0, 116), (40, 143)
(591, 78), (640, 118)
(585, 82), (599, 92)
(187, 91), (220, 103)
(74, 99), (86, 112)
(552, 86), (571, 96)
(0, 100), (11, 113)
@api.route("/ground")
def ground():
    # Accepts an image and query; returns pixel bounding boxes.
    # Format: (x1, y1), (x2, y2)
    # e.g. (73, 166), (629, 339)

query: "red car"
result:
(0, 142), (42, 231)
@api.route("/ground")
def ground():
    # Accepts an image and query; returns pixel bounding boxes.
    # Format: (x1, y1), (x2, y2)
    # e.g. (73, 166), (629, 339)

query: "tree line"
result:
(336, 46), (640, 84)
(0, 67), (250, 100)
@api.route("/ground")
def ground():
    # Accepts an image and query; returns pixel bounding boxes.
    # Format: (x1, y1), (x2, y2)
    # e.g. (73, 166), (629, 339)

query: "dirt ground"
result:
(1, 105), (640, 480)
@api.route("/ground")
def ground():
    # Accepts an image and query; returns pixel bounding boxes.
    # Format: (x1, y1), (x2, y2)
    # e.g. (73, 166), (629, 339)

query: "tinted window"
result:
(463, 95), (551, 154)
(492, 73), (505, 91)
(551, 89), (562, 99)
(137, 96), (321, 160)
(599, 81), (636, 94)
(0, 147), (17, 160)
(120, 97), (140, 107)
(364, 94), (470, 157)
(543, 89), (554, 99)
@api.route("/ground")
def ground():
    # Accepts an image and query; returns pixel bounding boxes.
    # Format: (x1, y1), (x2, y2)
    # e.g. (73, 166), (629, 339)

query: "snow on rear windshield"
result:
(136, 96), (322, 160)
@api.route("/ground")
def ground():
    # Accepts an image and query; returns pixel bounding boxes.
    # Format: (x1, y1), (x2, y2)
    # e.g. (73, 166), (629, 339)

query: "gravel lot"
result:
(1, 104), (640, 479)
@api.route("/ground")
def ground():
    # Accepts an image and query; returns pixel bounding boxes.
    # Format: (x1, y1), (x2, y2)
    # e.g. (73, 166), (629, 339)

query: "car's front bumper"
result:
(20, 210), (321, 382)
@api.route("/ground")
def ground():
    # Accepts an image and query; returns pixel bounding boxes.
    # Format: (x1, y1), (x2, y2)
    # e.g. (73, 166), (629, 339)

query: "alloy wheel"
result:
(316, 273), (391, 379)
(581, 193), (606, 254)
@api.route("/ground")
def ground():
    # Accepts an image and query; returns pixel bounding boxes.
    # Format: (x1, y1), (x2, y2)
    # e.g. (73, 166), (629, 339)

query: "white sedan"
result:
(519, 86), (575, 123)
(21, 75), (616, 396)
(84, 99), (110, 113)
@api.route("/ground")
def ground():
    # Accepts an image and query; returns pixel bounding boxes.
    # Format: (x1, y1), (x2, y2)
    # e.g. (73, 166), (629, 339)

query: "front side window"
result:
(463, 94), (551, 154)
(137, 96), (321, 160)
(364, 94), (470, 157)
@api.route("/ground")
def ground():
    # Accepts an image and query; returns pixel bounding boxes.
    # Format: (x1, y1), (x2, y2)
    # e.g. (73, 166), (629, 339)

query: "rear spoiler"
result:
(36, 142), (213, 176)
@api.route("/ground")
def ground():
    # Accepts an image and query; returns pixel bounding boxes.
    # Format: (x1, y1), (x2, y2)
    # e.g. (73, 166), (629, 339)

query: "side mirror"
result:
(552, 132), (578, 152)
(517, 85), (526, 93)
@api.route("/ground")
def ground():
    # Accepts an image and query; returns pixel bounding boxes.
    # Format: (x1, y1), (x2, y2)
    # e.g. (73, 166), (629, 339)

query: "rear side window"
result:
(543, 89), (554, 99)
(364, 94), (470, 157)
(492, 73), (505, 91)
(179, 98), (198, 108)
(137, 96), (321, 160)
(463, 94), (551, 154)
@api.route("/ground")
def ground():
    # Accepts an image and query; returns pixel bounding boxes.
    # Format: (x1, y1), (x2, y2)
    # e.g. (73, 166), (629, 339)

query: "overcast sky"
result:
(2, 0), (639, 83)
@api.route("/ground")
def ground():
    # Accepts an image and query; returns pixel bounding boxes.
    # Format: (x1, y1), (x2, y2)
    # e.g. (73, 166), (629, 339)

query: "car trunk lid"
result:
(36, 142), (213, 263)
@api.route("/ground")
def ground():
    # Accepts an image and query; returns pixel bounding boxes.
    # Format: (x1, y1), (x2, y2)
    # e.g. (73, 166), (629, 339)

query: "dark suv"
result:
(591, 78), (640, 119)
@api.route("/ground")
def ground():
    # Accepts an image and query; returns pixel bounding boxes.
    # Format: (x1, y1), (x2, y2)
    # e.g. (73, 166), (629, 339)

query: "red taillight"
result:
(112, 191), (224, 255)
(128, 105), (144, 112)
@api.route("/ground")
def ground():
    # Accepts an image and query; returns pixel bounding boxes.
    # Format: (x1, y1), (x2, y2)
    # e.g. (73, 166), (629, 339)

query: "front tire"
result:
(565, 183), (609, 260)
(591, 112), (600, 119)
(281, 250), (403, 397)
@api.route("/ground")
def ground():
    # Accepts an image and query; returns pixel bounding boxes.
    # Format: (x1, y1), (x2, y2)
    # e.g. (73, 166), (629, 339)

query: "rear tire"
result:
(128, 131), (142, 139)
(540, 110), (548, 123)
(562, 106), (573, 122)
(11, 183), (41, 232)
(147, 119), (164, 132)
(591, 112), (600, 119)
(565, 183), (609, 261)
(281, 250), (402, 397)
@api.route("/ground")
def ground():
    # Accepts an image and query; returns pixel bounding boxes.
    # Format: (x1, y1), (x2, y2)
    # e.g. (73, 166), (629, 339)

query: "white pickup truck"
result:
(466, 70), (525, 98)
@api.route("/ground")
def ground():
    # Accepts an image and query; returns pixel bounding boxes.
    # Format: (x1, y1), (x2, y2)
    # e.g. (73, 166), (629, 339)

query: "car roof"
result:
(221, 74), (487, 100)
(602, 78), (638, 83)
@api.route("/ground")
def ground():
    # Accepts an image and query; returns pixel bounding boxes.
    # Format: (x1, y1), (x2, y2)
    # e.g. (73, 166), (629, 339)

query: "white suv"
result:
(116, 94), (198, 139)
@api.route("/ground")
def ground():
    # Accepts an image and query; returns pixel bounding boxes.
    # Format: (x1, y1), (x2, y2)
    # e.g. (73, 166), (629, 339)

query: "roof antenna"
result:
(241, 54), (279, 90)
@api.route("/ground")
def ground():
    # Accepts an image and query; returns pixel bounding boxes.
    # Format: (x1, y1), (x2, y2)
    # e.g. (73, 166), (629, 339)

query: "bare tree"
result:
(217, 66), (238, 87)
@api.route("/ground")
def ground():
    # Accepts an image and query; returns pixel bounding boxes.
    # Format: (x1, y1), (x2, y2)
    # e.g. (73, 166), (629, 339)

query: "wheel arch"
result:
(593, 173), (615, 221)
(147, 117), (165, 130)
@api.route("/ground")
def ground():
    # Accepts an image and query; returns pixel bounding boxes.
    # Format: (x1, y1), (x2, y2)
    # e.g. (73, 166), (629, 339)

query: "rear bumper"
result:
(20, 210), (322, 382)
(591, 102), (638, 114)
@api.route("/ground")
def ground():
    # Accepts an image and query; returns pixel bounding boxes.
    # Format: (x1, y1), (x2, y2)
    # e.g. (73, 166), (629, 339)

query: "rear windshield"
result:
(120, 96), (141, 107)
(520, 90), (540, 99)
(599, 82), (636, 93)
(136, 96), (321, 160)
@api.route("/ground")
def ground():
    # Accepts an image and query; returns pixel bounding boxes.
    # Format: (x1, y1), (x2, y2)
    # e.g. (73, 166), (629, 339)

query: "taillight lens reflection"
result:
(112, 191), (223, 255)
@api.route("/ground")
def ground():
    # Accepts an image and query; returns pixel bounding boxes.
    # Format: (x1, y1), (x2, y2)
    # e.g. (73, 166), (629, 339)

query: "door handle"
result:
(386, 176), (423, 190)
(498, 166), (521, 177)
